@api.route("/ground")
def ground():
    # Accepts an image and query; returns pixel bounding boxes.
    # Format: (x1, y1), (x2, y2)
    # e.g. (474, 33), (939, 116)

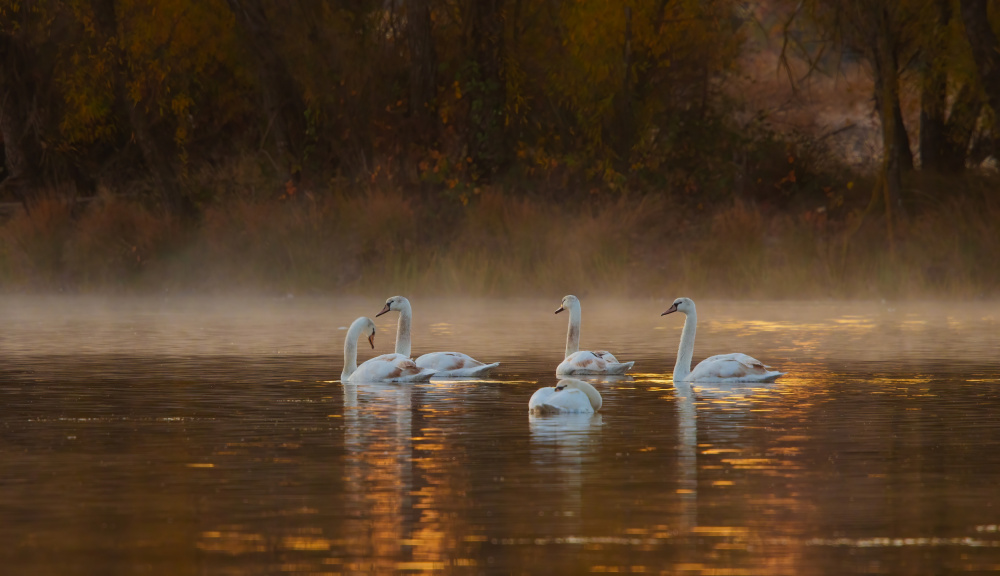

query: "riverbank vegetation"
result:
(1, 0), (999, 298)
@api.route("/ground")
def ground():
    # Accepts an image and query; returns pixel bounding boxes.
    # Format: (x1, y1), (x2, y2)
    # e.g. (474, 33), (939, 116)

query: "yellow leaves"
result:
(777, 169), (796, 186)
(170, 93), (192, 116)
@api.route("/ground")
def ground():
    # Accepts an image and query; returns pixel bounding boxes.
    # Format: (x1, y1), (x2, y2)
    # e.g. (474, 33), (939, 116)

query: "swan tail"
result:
(608, 361), (634, 375)
(429, 362), (500, 378)
(470, 362), (500, 377)
(761, 371), (785, 383)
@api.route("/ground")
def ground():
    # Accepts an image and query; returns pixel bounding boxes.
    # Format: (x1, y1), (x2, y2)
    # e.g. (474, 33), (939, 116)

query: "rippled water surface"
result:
(2, 296), (999, 575)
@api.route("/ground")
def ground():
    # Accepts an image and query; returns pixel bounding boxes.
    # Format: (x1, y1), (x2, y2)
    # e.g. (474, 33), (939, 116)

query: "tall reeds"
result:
(1, 179), (997, 299)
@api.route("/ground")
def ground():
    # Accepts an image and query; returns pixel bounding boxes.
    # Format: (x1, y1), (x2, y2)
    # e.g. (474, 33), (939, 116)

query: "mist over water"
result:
(1, 296), (999, 574)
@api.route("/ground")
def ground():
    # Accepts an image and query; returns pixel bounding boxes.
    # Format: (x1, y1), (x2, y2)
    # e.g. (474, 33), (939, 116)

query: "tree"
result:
(919, 0), (982, 173)
(463, 0), (507, 180)
(0, 1), (69, 206)
(225, 0), (305, 175)
(90, 0), (187, 215)
(784, 0), (932, 251)
(960, 0), (1000, 158)
(407, 0), (437, 123)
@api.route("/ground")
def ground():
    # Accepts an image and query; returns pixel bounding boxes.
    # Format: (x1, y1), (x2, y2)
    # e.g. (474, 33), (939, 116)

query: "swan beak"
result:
(376, 303), (391, 317)
(367, 333), (375, 349)
(661, 303), (678, 316)
(554, 306), (565, 314)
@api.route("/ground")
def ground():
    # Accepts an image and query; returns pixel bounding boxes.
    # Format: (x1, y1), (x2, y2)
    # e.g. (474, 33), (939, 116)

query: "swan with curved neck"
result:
(341, 316), (435, 383)
(376, 296), (500, 378)
(529, 378), (603, 414)
(554, 295), (634, 375)
(661, 297), (784, 383)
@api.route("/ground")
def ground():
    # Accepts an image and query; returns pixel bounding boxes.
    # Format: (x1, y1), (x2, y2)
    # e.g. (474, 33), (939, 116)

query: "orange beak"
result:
(367, 333), (375, 349)
(376, 303), (391, 317)
(555, 306), (565, 314)
(661, 303), (679, 316)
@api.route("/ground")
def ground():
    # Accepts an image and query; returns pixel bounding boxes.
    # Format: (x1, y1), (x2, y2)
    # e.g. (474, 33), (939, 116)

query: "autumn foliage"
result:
(0, 0), (999, 297)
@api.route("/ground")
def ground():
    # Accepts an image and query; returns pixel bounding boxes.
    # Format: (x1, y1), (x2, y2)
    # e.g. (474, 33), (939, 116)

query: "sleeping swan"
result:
(376, 296), (500, 378)
(341, 317), (435, 383)
(555, 295), (634, 376)
(529, 378), (603, 414)
(661, 297), (784, 383)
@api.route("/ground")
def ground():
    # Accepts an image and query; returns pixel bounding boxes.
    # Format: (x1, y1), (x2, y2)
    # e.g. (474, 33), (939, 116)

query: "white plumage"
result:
(341, 317), (435, 383)
(377, 296), (500, 378)
(661, 298), (784, 383)
(555, 295), (634, 376)
(529, 378), (603, 414)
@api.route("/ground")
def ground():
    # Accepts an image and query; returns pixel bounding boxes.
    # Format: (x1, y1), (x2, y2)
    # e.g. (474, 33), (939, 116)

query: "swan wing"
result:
(415, 352), (499, 377)
(593, 350), (620, 363)
(351, 353), (435, 383)
(689, 353), (783, 382)
(557, 351), (607, 375)
(557, 351), (632, 375)
(529, 387), (557, 411)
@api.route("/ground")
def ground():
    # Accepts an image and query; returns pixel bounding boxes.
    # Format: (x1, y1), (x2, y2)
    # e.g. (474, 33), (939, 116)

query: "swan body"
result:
(662, 298), (784, 383)
(341, 317), (435, 383)
(377, 296), (500, 378)
(557, 351), (633, 375)
(529, 378), (603, 414)
(555, 295), (634, 376)
(414, 352), (500, 378)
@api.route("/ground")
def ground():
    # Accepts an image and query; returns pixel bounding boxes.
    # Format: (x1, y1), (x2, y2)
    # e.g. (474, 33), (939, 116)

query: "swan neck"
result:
(342, 319), (364, 380)
(395, 302), (412, 357)
(578, 381), (603, 411)
(674, 310), (697, 382)
(565, 304), (582, 358)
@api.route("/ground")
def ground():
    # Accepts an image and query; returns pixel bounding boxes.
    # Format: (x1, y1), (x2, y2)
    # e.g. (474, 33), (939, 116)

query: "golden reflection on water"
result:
(2, 298), (1000, 574)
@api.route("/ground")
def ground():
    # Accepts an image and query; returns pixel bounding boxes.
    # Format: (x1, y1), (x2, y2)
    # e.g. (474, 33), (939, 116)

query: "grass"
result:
(1, 173), (998, 299)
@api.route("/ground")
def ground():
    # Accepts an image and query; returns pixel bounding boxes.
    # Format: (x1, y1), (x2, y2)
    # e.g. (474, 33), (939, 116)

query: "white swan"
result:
(555, 295), (634, 375)
(341, 317), (435, 383)
(529, 378), (603, 414)
(376, 296), (500, 378)
(661, 297), (784, 383)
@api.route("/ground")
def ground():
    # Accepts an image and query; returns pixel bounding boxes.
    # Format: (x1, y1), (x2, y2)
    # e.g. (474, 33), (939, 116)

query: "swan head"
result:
(376, 295), (411, 317)
(348, 316), (377, 349)
(662, 297), (695, 316)
(361, 318), (376, 348)
(555, 294), (580, 314)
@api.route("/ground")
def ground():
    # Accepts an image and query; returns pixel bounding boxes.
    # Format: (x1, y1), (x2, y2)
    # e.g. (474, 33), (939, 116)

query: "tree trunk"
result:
(226, 0), (304, 171)
(940, 82), (981, 171)
(0, 31), (44, 207)
(407, 0), (437, 121)
(616, 4), (634, 164)
(465, 0), (507, 181)
(920, 0), (950, 172)
(872, 6), (904, 252)
(893, 99), (914, 171)
(960, 0), (1000, 156)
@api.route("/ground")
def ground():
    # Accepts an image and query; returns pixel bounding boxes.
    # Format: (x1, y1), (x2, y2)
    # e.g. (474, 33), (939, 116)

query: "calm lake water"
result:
(1, 296), (999, 575)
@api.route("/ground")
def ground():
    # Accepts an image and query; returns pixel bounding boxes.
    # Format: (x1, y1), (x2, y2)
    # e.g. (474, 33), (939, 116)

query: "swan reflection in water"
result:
(530, 379), (605, 517)
(342, 382), (414, 570)
(673, 378), (781, 533)
(674, 380), (697, 532)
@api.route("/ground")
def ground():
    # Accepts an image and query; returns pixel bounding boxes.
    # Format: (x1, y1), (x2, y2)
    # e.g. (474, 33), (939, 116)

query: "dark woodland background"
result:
(0, 0), (998, 297)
